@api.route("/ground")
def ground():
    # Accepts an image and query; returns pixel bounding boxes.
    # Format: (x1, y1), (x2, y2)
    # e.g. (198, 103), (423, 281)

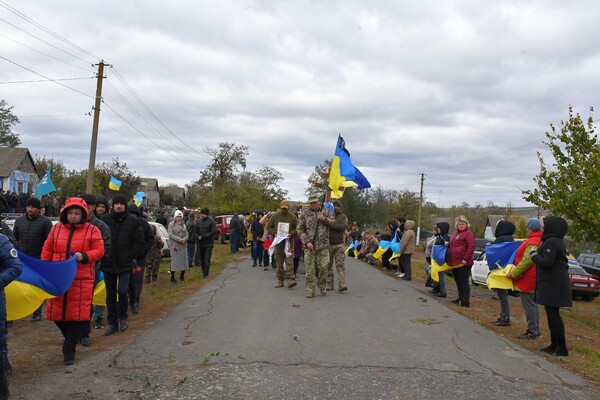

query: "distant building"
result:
(138, 177), (160, 208)
(0, 147), (39, 193)
(163, 185), (185, 202)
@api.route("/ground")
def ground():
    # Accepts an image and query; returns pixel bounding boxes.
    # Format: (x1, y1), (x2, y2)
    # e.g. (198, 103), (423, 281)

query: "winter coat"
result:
(186, 219), (199, 243)
(195, 217), (216, 248)
(168, 220), (189, 272)
(447, 228), (476, 267)
(0, 234), (23, 326)
(328, 210), (348, 246)
(0, 220), (16, 245)
(251, 218), (264, 242)
(511, 231), (543, 293)
(399, 220), (416, 255)
(13, 212), (53, 258)
(42, 197), (104, 321)
(100, 208), (144, 274)
(531, 216), (572, 308)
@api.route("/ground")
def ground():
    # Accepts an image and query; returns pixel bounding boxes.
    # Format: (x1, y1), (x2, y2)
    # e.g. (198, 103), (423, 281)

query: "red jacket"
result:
(447, 229), (476, 266)
(42, 198), (104, 321)
(512, 231), (543, 293)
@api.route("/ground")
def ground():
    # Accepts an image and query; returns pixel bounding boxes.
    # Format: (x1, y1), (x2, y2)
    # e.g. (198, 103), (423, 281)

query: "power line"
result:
(0, 76), (93, 84)
(0, 54), (94, 99)
(0, 1), (100, 61)
(0, 31), (96, 73)
(110, 66), (206, 158)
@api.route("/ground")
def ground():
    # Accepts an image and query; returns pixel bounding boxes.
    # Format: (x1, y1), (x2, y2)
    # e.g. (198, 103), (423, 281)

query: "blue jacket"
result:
(0, 234), (23, 325)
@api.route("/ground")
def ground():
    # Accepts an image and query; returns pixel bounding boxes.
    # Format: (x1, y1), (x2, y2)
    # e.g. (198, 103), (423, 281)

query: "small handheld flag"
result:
(34, 167), (57, 198)
(109, 176), (122, 191)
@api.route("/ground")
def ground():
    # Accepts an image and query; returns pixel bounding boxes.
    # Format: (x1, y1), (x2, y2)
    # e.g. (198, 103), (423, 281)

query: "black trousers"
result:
(197, 246), (213, 277)
(452, 265), (472, 303)
(545, 305), (567, 348)
(129, 258), (146, 306)
(55, 321), (86, 354)
(104, 271), (130, 326)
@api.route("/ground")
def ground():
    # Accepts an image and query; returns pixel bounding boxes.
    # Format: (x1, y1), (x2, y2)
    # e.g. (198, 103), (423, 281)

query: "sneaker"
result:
(434, 292), (447, 298)
(518, 331), (540, 340)
(94, 318), (104, 329)
(79, 336), (91, 347)
(396, 273), (405, 278)
(104, 325), (118, 336)
(30, 314), (42, 322)
(493, 320), (511, 327)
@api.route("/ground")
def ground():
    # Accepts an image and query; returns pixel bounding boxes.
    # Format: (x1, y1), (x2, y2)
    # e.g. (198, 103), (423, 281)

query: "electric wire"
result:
(0, 54), (94, 99)
(0, 77), (93, 84)
(0, 1), (100, 61)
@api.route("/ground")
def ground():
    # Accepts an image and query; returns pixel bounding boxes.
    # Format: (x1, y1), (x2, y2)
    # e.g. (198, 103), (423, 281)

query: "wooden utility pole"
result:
(86, 60), (108, 194)
(416, 172), (425, 244)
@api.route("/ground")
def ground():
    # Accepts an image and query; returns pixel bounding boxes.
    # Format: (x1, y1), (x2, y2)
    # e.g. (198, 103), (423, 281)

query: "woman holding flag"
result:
(41, 197), (104, 365)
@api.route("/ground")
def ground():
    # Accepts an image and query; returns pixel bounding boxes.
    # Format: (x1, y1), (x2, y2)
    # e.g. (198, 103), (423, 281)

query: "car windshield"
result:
(225, 217), (231, 224)
(569, 265), (589, 275)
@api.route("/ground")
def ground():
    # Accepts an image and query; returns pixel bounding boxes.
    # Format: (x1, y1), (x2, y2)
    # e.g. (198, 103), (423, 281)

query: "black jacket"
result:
(100, 209), (144, 274)
(250, 219), (264, 241)
(195, 217), (216, 248)
(493, 220), (516, 244)
(531, 216), (572, 308)
(13, 213), (53, 258)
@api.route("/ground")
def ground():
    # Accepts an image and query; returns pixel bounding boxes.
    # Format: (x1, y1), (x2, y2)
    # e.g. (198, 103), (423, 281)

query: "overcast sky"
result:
(1, 0), (598, 208)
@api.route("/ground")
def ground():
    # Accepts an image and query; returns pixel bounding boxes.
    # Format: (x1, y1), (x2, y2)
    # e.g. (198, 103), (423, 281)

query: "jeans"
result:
(187, 242), (196, 267)
(230, 231), (241, 253)
(104, 270), (131, 327)
(252, 240), (264, 265)
(497, 289), (510, 321)
(520, 292), (539, 335)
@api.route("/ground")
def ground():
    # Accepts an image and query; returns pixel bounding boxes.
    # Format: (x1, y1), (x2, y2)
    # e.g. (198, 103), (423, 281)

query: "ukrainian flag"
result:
(430, 245), (463, 282)
(6, 251), (77, 321)
(345, 240), (360, 258)
(93, 271), (106, 307)
(328, 135), (371, 199)
(373, 234), (401, 261)
(109, 176), (122, 191)
(133, 191), (145, 207)
(485, 241), (522, 290)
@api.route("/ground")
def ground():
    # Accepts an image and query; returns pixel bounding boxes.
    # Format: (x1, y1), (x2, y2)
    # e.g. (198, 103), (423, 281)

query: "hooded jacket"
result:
(42, 197), (105, 321)
(493, 220), (516, 243)
(530, 216), (572, 307)
(399, 220), (416, 255)
(434, 222), (450, 245)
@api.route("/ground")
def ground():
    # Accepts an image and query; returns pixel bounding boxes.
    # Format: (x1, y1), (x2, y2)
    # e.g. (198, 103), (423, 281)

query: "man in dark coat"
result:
(229, 213), (243, 253)
(100, 195), (144, 336)
(127, 204), (153, 315)
(194, 208), (216, 278)
(13, 197), (52, 321)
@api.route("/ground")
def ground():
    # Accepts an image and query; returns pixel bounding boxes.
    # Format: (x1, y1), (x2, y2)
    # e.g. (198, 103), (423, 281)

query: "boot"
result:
(0, 365), (8, 400)
(287, 280), (297, 288)
(104, 324), (118, 336)
(119, 318), (129, 332)
(63, 352), (75, 365)
(541, 343), (557, 354)
(434, 291), (446, 298)
(275, 280), (284, 288)
(338, 284), (348, 292)
(555, 346), (569, 357)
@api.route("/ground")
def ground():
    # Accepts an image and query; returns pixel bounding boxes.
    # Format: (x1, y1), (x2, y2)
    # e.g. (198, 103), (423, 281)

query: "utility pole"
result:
(86, 60), (109, 194)
(416, 172), (425, 245)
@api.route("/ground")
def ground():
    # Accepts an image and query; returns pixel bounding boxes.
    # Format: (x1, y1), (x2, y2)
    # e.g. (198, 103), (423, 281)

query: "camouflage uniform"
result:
(327, 209), (348, 291)
(360, 237), (379, 264)
(266, 210), (297, 285)
(298, 207), (334, 297)
(145, 234), (164, 282)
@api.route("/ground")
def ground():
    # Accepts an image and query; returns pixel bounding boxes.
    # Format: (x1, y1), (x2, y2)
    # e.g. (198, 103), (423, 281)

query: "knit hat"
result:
(200, 208), (209, 215)
(112, 194), (128, 206)
(526, 218), (542, 232)
(26, 197), (41, 209)
(174, 210), (183, 218)
(80, 194), (96, 205)
(95, 195), (109, 208)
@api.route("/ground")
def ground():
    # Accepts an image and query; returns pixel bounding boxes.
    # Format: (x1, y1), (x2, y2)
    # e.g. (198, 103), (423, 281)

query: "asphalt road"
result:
(117, 254), (597, 400)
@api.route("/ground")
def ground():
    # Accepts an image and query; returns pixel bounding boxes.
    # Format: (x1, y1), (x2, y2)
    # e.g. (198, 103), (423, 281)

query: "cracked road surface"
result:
(114, 256), (596, 399)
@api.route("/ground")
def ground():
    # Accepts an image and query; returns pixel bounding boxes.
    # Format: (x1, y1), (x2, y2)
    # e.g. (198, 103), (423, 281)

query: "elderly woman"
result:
(447, 215), (476, 307)
(41, 197), (104, 365)
(168, 210), (189, 283)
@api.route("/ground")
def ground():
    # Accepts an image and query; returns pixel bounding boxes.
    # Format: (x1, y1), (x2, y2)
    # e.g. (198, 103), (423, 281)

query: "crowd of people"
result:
(0, 192), (576, 397)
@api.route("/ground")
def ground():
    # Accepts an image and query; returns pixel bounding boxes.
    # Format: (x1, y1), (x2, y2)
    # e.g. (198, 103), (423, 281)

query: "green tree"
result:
(95, 157), (141, 200)
(199, 142), (249, 189)
(304, 159), (331, 200)
(524, 106), (600, 246)
(0, 99), (21, 147)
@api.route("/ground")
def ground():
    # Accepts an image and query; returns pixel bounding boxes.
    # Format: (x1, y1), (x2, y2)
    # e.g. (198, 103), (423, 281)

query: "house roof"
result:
(139, 177), (159, 192)
(163, 185), (185, 199)
(0, 147), (37, 176)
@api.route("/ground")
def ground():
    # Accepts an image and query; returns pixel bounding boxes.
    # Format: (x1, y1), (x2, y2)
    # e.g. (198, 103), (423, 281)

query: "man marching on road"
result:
(267, 201), (297, 289)
(327, 199), (349, 292)
(194, 208), (217, 279)
(297, 197), (335, 298)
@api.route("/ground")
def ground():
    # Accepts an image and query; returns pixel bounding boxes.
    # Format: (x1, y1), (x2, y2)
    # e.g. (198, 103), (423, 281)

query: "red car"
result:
(215, 215), (233, 244)
(568, 259), (600, 301)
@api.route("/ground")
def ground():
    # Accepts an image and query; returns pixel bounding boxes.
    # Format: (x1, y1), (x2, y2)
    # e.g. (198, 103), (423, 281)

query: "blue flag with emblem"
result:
(34, 167), (56, 198)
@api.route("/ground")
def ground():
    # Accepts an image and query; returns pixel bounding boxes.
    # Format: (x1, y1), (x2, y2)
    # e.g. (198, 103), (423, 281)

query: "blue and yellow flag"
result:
(93, 271), (106, 307)
(430, 245), (463, 282)
(6, 251), (77, 321)
(109, 176), (122, 191)
(328, 135), (371, 199)
(345, 240), (360, 258)
(484, 241), (522, 290)
(133, 191), (145, 207)
(373, 234), (401, 261)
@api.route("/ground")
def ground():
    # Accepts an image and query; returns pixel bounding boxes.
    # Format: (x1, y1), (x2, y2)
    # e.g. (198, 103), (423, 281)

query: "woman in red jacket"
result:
(447, 215), (476, 307)
(41, 197), (104, 365)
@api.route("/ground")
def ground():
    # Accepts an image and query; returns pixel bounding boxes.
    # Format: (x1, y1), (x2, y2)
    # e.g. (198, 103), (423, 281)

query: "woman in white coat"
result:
(168, 210), (189, 282)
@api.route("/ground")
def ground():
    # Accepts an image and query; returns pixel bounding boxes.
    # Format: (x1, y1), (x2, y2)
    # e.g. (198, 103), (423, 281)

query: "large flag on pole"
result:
(34, 167), (56, 198)
(328, 135), (371, 198)
(109, 176), (122, 191)
(6, 251), (78, 321)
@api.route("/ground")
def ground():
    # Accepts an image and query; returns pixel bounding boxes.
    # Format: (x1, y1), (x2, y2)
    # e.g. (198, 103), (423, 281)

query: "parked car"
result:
(577, 253), (600, 281)
(215, 215), (233, 244)
(568, 258), (600, 301)
(148, 221), (171, 257)
(471, 251), (489, 286)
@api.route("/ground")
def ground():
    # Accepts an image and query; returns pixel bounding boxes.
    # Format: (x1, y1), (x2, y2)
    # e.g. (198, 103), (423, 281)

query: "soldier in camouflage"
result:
(358, 232), (379, 264)
(327, 200), (349, 292)
(297, 198), (335, 298)
(266, 201), (298, 288)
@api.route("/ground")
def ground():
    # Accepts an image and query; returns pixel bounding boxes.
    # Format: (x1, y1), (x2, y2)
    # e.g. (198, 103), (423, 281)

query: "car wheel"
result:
(581, 296), (593, 302)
